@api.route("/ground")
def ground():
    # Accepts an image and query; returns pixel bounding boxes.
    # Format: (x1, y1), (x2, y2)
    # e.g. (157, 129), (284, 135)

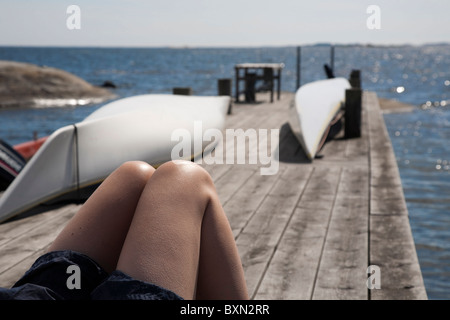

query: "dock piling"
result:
(172, 87), (192, 95)
(296, 46), (301, 89)
(345, 88), (362, 139)
(349, 69), (361, 88)
(218, 78), (233, 114)
(330, 45), (335, 75)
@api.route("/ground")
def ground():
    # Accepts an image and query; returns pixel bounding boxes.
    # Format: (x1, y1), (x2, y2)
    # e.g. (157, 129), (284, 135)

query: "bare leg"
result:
(116, 160), (248, 300)
(48, 161), (155, 273)
(49, 160), (248, 299)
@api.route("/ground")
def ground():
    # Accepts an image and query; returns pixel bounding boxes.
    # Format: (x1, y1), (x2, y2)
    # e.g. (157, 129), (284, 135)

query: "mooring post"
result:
(244, 72), (257, 103)
(218, 78), (233, 114)
(330, 45), (335, 75)
(173, 87), (192, 95)
(345, 88), (362, 139)
(349, 69), (361, 88)
(296, 46), (301, 89)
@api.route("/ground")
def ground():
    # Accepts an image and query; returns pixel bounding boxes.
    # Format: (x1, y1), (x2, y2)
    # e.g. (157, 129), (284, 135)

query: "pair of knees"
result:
(113, 159), (216, 206)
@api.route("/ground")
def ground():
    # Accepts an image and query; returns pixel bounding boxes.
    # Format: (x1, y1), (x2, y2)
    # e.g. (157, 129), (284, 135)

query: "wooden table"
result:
(234, 63), (284, 103)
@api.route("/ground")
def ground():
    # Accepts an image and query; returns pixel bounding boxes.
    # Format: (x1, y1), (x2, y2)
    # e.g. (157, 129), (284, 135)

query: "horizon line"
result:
(0, 41), (449, 49)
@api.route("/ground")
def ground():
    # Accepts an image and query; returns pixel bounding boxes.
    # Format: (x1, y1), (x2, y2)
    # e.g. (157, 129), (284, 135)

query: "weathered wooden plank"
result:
(0, 207), (77, 277)
(199, 93), (289, 176)
(212, 165), (258, 206)
(228, 92), (288, 130)
(0, 204), (79, 287)
(319, 135), (348, 160)
(296, 167), (341, 211)
(312, 166), (369, 300)
(344, 126), (369, 161)
(254, 166), (341, 299)
(223, 167), (285, 238)
(367, 92), (408, 211)
(0, 246), (48, 288)
(0, 208), (56, 248)
(367, 91), (408, 216)
(370, 161), (407, 215)
(225, 103), (264, 128)
(254, 205), (332, 300)
(200, 160), (232, 182)
(370, 215), (427, 300)
(366, 91), (427, 299)
(0, 204), (77, 249)
(237, 164), (313, 299)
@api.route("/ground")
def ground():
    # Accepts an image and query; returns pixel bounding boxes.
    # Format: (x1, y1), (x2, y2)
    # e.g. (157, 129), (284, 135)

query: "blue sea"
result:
(0, 45), (449, 299)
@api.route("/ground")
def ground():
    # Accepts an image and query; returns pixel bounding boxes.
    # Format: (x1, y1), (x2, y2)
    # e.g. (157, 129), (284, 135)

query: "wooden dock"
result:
(0, 90), (427, 300)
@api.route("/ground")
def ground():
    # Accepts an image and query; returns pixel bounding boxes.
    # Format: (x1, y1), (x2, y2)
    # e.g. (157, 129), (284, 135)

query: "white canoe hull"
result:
(0, 94), (229, 223)
(288, 78), (350, 160)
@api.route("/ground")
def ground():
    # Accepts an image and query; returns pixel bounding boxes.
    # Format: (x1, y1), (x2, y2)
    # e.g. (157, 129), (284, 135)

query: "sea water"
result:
(0, 45), (449, 299)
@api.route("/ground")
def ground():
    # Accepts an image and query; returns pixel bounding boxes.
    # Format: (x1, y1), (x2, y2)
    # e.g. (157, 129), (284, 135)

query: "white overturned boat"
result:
(0, 94), (229, 223)
(288, 78), (351, 160)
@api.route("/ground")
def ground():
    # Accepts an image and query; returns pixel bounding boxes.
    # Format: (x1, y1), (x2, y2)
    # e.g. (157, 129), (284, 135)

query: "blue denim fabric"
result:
(0, 250), (183, 300)
(91, 270), (183, 300)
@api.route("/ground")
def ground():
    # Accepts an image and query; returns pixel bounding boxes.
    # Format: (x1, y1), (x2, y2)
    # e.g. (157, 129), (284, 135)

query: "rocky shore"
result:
(0, 60), (117, 108)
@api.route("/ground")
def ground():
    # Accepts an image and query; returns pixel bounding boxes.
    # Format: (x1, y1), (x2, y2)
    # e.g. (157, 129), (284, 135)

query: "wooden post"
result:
(218, 78), (233, 114)
(330, 45), (335, 75)
(349, 69), (361, 88)
(296, 46), (301, 89)
(345, 88), (362, 139)
(173, 87), (192, 95)
(276, 68), (281, 101)
(235, 66), (240, 102)
(244, 72), (257, 103)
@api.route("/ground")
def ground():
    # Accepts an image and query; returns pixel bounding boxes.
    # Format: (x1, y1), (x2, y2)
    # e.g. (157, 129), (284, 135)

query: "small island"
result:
(0, 60), (117, 108)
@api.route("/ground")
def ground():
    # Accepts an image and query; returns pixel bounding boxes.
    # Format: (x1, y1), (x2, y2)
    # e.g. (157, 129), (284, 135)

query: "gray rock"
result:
(0, 60), (117, 108)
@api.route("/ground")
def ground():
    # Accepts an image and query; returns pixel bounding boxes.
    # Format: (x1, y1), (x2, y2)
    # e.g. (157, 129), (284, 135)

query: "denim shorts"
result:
(0, 250), (183, 300)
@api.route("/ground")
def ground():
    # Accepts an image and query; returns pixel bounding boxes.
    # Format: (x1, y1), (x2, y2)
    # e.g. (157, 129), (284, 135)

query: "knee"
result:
(154, 160), (216, 193)
(114, 161), (155, 185)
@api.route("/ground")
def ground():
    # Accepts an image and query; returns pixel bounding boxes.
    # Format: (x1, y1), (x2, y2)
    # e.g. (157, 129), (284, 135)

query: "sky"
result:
(0, 0), (449, 47)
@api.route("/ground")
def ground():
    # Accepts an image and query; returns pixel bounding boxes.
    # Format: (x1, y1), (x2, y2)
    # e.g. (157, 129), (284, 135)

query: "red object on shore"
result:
(13, 136), (48, 161)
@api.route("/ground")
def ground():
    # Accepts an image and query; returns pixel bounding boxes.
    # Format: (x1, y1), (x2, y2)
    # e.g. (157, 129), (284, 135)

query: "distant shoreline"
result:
(0, 42), (449, 50)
